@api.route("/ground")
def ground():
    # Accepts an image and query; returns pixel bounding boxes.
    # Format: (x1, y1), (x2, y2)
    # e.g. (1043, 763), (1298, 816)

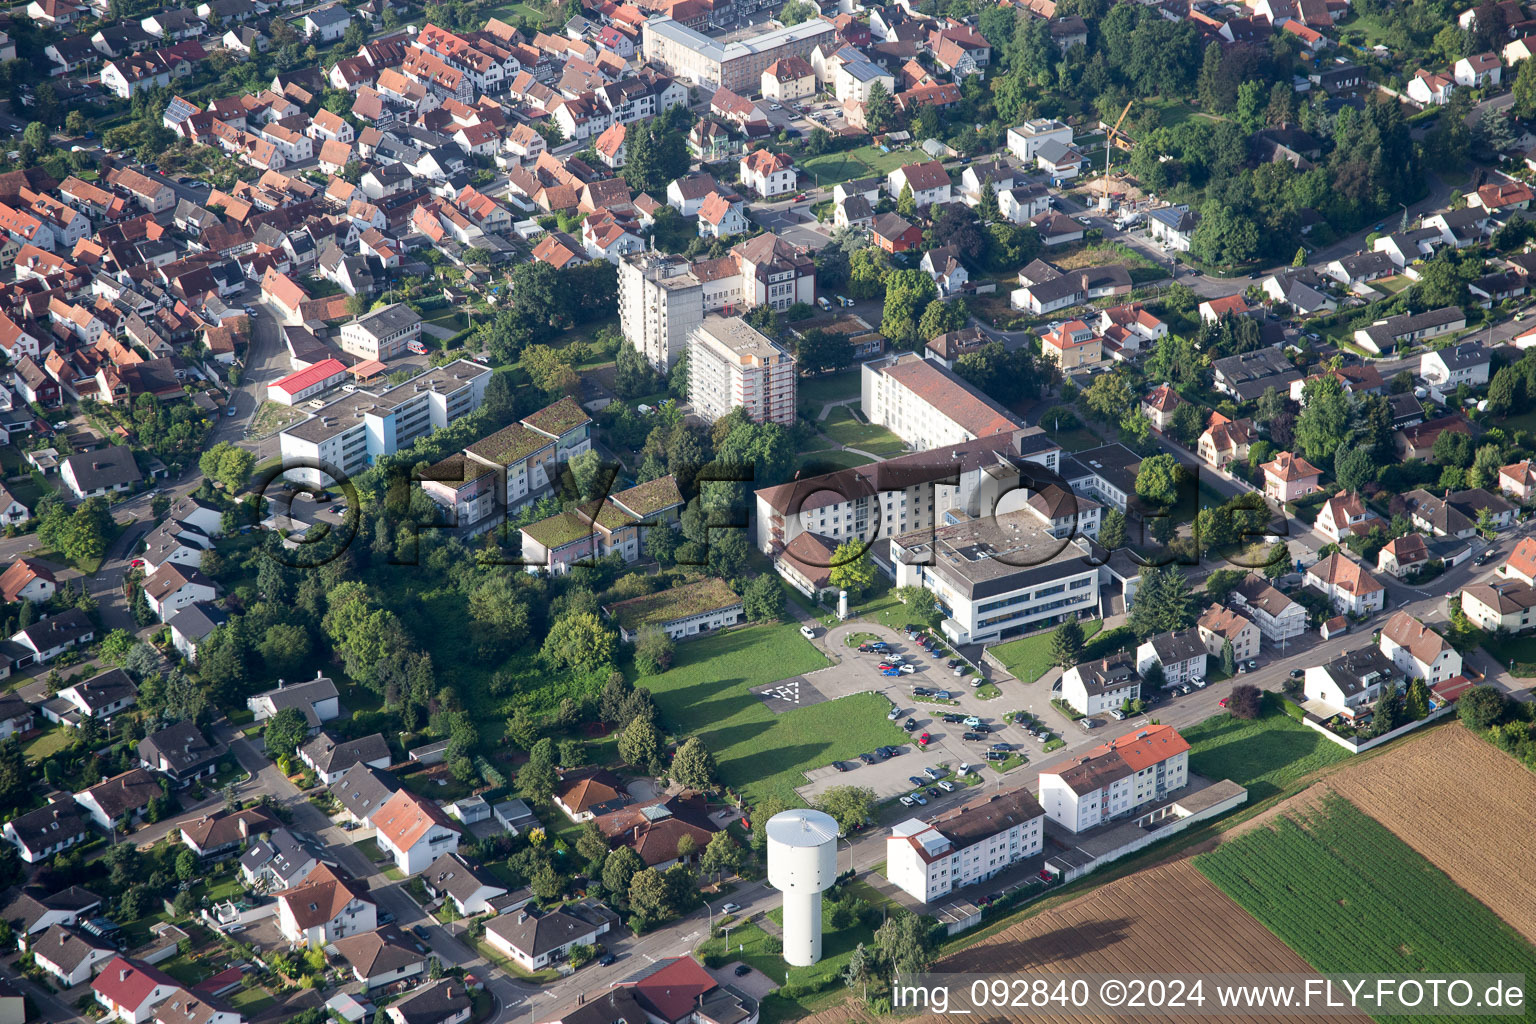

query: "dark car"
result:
(947, 659), (959, 669)
(985, 750), (1008, 761)
(858, 644), (874, 652)
(913, 686), (934, 697)
(869, 641), (889, 651)
(974, 723), (992, 734)
(858, 752), (876, 764)
(989, 743), (1011, 752)
(881, 745), (903, 757)
(927, 786), (940, 798)
(1289, 668), (1304, 679)
(962, 731), (983, 741)
(597, 954), (616, 966)
(903, 718), (918, 732)
(413, 925), (431, 941)
(942, 713), (964, 724)
(831, 761), (848, 772)
(909, 775), (926, 787)
(734, 965), (752, 977)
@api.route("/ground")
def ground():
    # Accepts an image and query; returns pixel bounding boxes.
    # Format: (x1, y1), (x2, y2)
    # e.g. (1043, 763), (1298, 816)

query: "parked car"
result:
(799, 625), (818, 639)
(878, 745), (902, 757)
(931, 690), (953, 700)
(598, 954), (616, 966)
(903, 718), (918, 732)
(909, 775), (925, 787)
(858, 644), (875, 652)
(887, 707), (903, 721)
(1079, 718), (1100, 731)
(985, 751), (1008, 761)
(831, 760), (848, 772)
(880, 666), (899, 676)
(858, 752), (876, 765)
(913, 687), (934, 697)
(734, 965), (752, 977)
(413, 925), (431, 941)
(899, 795), (915, 807)
(917, 731), (930, 745)
(962, 731), (983, 741)
(942, 713), (964, 724)
(923, 766), (943, 780)
(938, 780), (955, 792)
(988, 743), (1011, 752)
(869, 641), (889, 651)
(910, 792), (927, 805)
(1289, 668), (1304, 679)
(963, 716), (982, 727)
(721, 903), (740, 913)
(1219, 697), (1230, 709)
(1246, 660), (1258, 670)
(1110, 708), (1127, 720)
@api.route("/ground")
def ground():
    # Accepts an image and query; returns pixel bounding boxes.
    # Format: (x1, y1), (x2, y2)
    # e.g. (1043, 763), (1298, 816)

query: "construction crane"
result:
(1098, 100), (1133, 213)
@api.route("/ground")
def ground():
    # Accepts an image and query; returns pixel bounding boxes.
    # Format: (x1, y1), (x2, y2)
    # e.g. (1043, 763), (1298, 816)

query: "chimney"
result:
(239, 816), (249, 838)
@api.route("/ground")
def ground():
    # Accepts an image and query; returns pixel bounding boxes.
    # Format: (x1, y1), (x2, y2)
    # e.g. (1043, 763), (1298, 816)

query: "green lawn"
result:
(990, 620), (1103, 682)
(227, 987), (274, 1014)
(22, 726), (73, 762)
(798, 450), (875, 471)
(801, 145), (915, 187)
(1197, 794), (1536, 1021)
(635, 624), (907, 806)
(799, 372), (860, 407)
(1041, 424), (1106, 453)
(1482, 633), (1536, 677)
(1181, 701), (1350, 801)
(817, 406), (907, 458)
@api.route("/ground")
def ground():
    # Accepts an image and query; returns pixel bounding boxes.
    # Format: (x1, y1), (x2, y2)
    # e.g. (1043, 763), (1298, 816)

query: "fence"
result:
(1299, 701), (1455, 753)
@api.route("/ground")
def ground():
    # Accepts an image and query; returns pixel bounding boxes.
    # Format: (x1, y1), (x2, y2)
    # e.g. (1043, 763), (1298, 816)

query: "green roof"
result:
(603, 577), (743, 633)
(466, 423), (551, 467)
(423, 453), (496, 486)
(612, 475), (684, 519)
(521, 396), (591, 438)
(522, 510), (593, 550)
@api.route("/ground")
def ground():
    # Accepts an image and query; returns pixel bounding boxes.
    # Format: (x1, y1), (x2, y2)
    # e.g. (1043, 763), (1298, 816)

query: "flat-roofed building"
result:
(687, 316), (796, 426)
(642, 17), (835, 93)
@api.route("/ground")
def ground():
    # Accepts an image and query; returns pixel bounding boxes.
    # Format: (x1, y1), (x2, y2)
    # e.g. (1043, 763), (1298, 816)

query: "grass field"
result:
(22, 726), (72, 762)
(1197, 794), (1536, 1022)
(635, 624), (907, 806)
(817, 406), (907, 458)
(1181, 702), (1350, 801)
(989, 620), (1103, 683)
(801, 145), (914, 187)
(799, 450), (875, 471)
(799, 371), (860, 407)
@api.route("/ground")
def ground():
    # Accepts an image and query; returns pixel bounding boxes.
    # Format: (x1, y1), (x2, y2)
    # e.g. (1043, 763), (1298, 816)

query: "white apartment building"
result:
(1058, 652), (1141, 715)
(279, 360), (491, 488)
(753, 429), (1061, 558)
(420, 396), (592, 534)
(338, 303), (422, 361)
(886, 788), (1046, 904)
(1229, 574), (1308, 647)
(687, 316), (797, 426)
(860, 353), (1023, 452)
(641, 17), (835, 93)
(618, 251), (704, 371)
(1037, 724), (1190, 833)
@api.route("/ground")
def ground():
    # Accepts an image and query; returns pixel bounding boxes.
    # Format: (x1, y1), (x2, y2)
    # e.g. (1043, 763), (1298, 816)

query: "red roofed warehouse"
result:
(267, 358), (349, 406)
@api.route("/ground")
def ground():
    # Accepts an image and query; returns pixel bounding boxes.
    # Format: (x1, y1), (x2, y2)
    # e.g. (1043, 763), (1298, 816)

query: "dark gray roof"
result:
(485, 906), (608, 957)
(240, 827), (321, 887)
(388, 979), (471, 1024)
(300, 731), (391, 774)
(253, 676), (338, 727)
(32, 924), (114, 974)
(66, 669), (137, 712)
(168, 603), (227, 643)
(1145, 629), (1206, 665)
(1320, 646), (1400, 697)
(329, 763), (400, 821)
(138, 719), (225, 775)
(1431, 341), (1491, 371)
(4, 801), (88, 855)
(62, 446), (141, 492)
(422, 852), (505, 904)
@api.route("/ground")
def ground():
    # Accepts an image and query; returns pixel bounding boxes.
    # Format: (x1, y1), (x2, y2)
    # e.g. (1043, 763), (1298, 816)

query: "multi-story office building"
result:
(861, 352), (1023, 451)
(1037, 724), (1190, 833)
(338, 303), (422, 361)
(890, 509), (1102, 645)
(419, 397), (592, 533)
(886, 787), (1046, 903)
(687, 316), (797, 426)
(279, 360), (491, 488)
(642, 17), (835, 93)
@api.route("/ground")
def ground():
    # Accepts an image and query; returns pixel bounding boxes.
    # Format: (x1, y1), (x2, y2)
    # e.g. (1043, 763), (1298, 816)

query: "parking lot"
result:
(794, 623), (1059, 808)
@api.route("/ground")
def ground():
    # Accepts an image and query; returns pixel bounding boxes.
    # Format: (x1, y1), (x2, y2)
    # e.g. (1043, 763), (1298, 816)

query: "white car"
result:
(343, 384), (358, 393)
(721, 902), (740, 914)
(896, 664), (916, 674)
(937, 780), (955, 792)
(899, 795), (915, 807)
(799, 625), (818, 640)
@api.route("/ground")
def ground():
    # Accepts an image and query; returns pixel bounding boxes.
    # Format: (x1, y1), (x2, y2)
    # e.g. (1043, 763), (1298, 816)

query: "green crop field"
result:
(1197, 795), (1536, 1024)
(635, 623), (906, 806)
(1181, 701), (1350, 800)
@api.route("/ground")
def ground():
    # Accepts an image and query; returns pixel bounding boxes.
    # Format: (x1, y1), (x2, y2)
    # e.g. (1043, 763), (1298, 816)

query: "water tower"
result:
(766, 808), (839, 966)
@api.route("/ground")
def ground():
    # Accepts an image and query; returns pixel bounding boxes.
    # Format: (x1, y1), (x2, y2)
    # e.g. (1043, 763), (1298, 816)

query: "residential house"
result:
(74, 768), (162, 829)
(42, 669), (137, 728)
(1379, 610), (1462, 684)
(0, 558), (56, 604)
(246, 674), (339, 729)
(1196, 603), (1260, 663)
(92, 958), (179, 1024)
(32, 924), (116, 987)
(483, 904), (616, 971)
(239, 828), (320, 892)
(1305, 552), (1387, 617)
(421, 852), (509, 916)
(178, 806), (278, 859)
(141, 564), (217, 622)
(385, 979), (472, 1024)
(1462, 578), (1536, 631)
(885, 161), (951, 208)
(1197, 412), (1253, 470)
(137, 720), (225, 788)
(1261, 451), (1322, 502)
(373, 789), (460, 875)
(1058, 652), (1141, 715)
(275, 863), (376, 946)
(330, 927), (427, 991)
(1314, 491), (1385, 543)
(1377, 532), (1431, 578)
(1420, 342), (1492, 390)
(1134, 629), (1208, 687)
(1141, 384), (1182, 432)
(3, 800), (89, 864)
(1303, 646), (1401, 719)
(1036, 724), (1190, 833)
(1229, 574), (1307, 647)
(61, 446), (142, 499)
(298, 731), (392, 785)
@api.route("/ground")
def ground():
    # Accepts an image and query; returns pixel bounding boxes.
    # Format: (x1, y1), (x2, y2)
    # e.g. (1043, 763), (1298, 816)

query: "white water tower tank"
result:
(766, 808), (839, 966)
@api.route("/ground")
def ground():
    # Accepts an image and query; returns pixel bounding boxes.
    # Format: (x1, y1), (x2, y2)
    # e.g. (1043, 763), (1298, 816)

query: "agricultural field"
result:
(935, 860), (1369, 1024)
(1326, 727), (1536, 944)
(1196, 794), (1536, 1024)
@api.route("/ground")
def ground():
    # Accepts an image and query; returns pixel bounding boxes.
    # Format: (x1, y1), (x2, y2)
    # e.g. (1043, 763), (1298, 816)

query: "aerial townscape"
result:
(1, 0), (1536, 1019)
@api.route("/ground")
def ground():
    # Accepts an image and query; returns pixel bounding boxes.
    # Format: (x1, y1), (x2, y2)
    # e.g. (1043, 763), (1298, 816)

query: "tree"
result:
(895, 586), (942, 629)
(634, 628), (675, 675)
(1083, 372), (1135, 421)
(865, 80), (894, 132)
(175, 848), (197, 881)
(1051, 620), (1084, 668)
(918, 297), (969, 341)
(199, 441), (255, 491)
(1294, 375), (1352, 464)
(1458, 685), (1507, 730)
(700, 830), (742, 883)
(628, 867), (673, 921)
(873, 911), (934, 973)
(521, 738), (559, 803)
(671, 736), (717, 791)
(816, 785), (876, 834)
(602, 846), (645, 901)
(1334, 446), (1375, 494)
(1128, 565), (1194, 638)
(749, 796), (790, 852)
(828, 540), (878, 597)
(896, 181), (916, 218)
(576, 822), (610, 867)
(1515, 56), (1536, 120)
(1099, 509), (1128, 549)
(263, 706), (308, 760)
(618, 716), (662, 774)
(1228, 683), (1261, 719)
(793, 328), (853, 374)
(1220, 637), (1236, 676)
(778, 0), (816, 22)
(880, 268), (938, 348)
(541, 612), (617, 673)
(742, 574), (785, 622)
(1404, 676), (1431, 721)
(1134, 453), (1184, 512)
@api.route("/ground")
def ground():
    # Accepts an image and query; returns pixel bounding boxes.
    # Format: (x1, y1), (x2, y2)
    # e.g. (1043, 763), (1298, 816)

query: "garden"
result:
(989, 619), (1103, 682)
(1180, 696), (1350, 801)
